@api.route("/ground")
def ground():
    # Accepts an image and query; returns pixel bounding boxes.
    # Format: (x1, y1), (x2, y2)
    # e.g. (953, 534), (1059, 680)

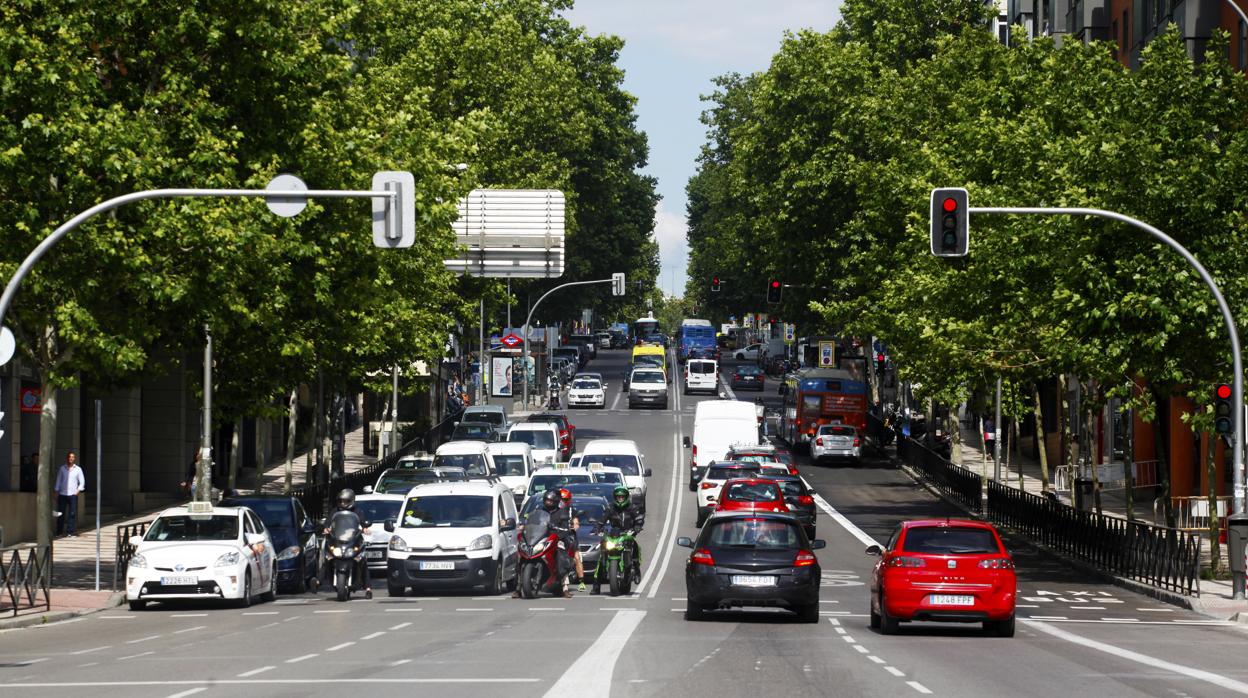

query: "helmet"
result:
(337, 488), (355, 510)
(612, 486), (630, 510)
(558, 488), (571, 503)
(542, 489), (561, 511)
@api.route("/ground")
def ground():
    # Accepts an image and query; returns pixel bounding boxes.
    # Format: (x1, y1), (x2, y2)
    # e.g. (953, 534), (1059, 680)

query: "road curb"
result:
(0, 591), (126, 632)
(890, 458), (1204, 616)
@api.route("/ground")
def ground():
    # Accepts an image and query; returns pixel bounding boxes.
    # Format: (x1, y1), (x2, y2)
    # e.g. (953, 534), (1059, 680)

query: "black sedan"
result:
(220, 494), (320, 593)
(730, 365), (766, 391)
(764, 475), (817, 540)
(678, 512), (824, 622)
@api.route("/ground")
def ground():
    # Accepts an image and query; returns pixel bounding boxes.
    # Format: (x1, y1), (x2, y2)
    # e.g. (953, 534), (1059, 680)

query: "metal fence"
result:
(896, 437), (983, 513)
(112, 520), (152, 591)
(986, 480), (1200, 596)
(2, 543), (51, 616)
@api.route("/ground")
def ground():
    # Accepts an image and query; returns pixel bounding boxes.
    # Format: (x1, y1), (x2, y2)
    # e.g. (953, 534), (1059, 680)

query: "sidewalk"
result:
(951, 418), (1246, 620)
(12, 424), (380, 627)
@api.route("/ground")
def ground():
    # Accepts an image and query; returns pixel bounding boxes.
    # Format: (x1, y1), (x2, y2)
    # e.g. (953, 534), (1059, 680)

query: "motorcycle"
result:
(516, 509), (573, 599)
(323, 510), (366, 602)
(593, 523), (639, 596)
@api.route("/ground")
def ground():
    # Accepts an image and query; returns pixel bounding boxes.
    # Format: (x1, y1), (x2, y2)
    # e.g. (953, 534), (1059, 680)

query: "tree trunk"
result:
(1206, 432), (1222, 573)
(1033, 384), (1050, 491)
(285, 388), (297, 494)
(228, 418), (242, 494)
(36, 381), (58, 549)
(1087, 385), (1102, 515)
(1150, 387), (1175, 527)
(1013, 417), (1023, 491)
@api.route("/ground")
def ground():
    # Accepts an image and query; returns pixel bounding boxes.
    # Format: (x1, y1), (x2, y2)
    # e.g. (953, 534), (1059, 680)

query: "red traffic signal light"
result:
(1217, 383), (1232, 400)
(943, 197), (957, 212)
(1215, 383), (1233, 434)
(766, 280), (782, 304)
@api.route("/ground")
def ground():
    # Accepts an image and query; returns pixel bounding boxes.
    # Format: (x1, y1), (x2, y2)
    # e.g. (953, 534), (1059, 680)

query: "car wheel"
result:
(684, 598), (706, 621)
(735, 353), (744, 360)
(989, 614), (1016, 638)
(387, 579), (406, 597)
(261, 564), (277, 602)
(689, 481), (697, 492)
(485, 556), (505, 595)
(128, 599), (147, 611)
(869, 599), (881, 629)
(238, 570), (252, 609)
(879, 592), (899, 635)
(293, 560), (307, 595)
(796, 602), (820, 624)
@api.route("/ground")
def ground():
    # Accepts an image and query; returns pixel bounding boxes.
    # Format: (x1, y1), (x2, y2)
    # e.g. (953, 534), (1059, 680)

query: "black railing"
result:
(112, 520), (152, 591)
(897, 437), (983, 513)
(986, 480), (1200, 596)
(2, 543), (51, 616)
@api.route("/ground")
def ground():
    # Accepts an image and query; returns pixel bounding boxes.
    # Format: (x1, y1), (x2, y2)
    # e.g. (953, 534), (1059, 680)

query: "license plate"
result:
(731, 575), (776, 587)
(366, 550), (385, 560)
(160, 576), (197, 586)
(928, 594), (974, 606)
(419, 560), (455, 571)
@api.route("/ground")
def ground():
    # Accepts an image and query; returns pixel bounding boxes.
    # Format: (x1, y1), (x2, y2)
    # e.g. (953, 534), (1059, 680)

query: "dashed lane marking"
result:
(173, 626), (207, 634)
(389, 622), (412, 631)
(118, 651), (154, 661)
(907, 681), (933, 695)
(391, 659), (412, 667)
(99, 615), (134, 620)
(126, 635), (161, 645)
(242, 611), (279, 616)
(286, 654), (317, 664)
(69, 646), (110, 656)
(170, 613), (208, 618)
(165, 689), (208, 698)
(326, 642), (355, 652)
(314, 610), (351, 614)
(867, 656), (886, 665)
(361, 632), (386, 640)
(237, 666), (275, 678)
(884, 667), (905, 677)
(384, 608), (423, 612)
(852, 645), (869, 654)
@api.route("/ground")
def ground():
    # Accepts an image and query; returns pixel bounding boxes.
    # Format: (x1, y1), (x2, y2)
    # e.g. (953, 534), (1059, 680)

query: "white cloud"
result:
(652, 203), (689, 296)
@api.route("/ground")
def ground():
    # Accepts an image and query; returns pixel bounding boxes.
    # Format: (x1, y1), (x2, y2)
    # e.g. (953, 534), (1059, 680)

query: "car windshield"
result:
(592, 471), (624, 485)
(144, 514), (239, 542)
(737, 366), (761, 375)
(455, 424), (494, 437)
(355, 499), (402, 524)
(528, 473), (591, 493)
(396, 457), (434, 470)
(464, 411), (504, 427)
(509, 430), (556, 449)
(573, 380), (601, 390)
(376, 471), (434, 494)
(706, 518), (800, 549)
(902, 526), (1000, 554)
(492, 454), (528, 477)
(400, 495), (492, 528)
(222, 500), (291, 530)
(574, 498), (607, 525)
(730, 454), (772, 464)
(725, 482), (780, 502)
(634, 356), (664, 369)
(582, 454), (640, 476)
(432, 453), (490, 476)
(633, 372), (664, 384)
(706, 465), (761, 481)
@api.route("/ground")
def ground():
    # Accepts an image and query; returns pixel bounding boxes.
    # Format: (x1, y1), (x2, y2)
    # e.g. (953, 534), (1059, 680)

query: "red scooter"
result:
(517, 509), (573, 599)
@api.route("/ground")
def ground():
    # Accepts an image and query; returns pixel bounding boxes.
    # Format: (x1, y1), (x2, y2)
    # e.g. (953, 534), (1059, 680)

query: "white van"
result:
(684, 359), (719, 394)
(683, 400), (761, 491)
(384, 480), (519, 596)
(487, 441), (533, 503)
(579, 439), (652, 512)
(433, 441), (492, 478)
(506, 422), (560, 466)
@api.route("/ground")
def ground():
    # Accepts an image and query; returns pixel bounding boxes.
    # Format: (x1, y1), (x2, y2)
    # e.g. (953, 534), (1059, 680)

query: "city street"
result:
(2, 350), (1246, 698)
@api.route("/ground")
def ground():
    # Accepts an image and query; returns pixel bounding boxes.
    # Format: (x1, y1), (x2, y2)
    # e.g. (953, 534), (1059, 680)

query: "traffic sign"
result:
(372, 171), (416, 248)
(0, 325), (13, 366)
(264, 173), (308, 218)
(784, 323), (795, 343)
(818, 341), (836, 367)
(500, 333), (524, 349)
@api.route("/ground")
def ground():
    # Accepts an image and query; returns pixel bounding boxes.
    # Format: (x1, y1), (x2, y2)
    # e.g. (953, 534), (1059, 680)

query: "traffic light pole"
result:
(969, 205), (1246, 598)
(521, 277), (621, 410)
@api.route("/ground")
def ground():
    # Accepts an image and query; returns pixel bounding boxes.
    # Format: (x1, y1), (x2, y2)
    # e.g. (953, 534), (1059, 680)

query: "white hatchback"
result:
(126, 503), (276, 610)
(579, 439), (652, 513)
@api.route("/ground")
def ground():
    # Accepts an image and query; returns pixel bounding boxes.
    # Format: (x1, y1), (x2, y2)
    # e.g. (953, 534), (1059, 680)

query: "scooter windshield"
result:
(329, 510), (361, 542)
(523, 509), (552, 548)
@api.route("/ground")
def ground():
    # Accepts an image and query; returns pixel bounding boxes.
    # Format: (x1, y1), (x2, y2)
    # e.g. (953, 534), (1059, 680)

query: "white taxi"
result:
(125, 503), (277, 610)
(567, 377), (606, 408)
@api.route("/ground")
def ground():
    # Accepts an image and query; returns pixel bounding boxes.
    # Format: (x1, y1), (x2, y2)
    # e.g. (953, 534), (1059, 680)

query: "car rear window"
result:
(706, 465), (761, 480)
(902, 526), (1000, 554)
(736, 366), (761, 375)
(582, 454), (640, 476)
(819, 425), (856, 436)
(706, 518), (800, 549)
(724, 481), (780, 502)
(689, 362), (715, 374)
(772, 479), (806, 497)
(509, 429), (556, 449)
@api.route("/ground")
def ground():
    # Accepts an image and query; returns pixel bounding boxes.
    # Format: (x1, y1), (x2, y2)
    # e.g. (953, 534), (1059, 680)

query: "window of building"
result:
(1240, 20), (1247, 72)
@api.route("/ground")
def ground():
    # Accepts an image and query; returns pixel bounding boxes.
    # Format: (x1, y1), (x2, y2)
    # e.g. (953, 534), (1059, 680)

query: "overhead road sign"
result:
(446, 189), (566, 278)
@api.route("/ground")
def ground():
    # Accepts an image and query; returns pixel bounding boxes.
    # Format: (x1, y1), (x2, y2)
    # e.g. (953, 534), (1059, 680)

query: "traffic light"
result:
(1215, 383), (1233, 434)
(611, 272), (625, 296)
(711, 276), (721, 293)
(766, 280), (782, 305)
(930, 187), (969, 257)
(875, 352), (886, 374)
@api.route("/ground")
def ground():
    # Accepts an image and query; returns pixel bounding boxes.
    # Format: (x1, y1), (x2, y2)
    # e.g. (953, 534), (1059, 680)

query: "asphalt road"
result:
(3, 350), (1247, 697)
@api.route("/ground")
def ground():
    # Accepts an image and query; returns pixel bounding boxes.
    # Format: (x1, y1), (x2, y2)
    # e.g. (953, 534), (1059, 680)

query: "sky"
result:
(561, 0), (843, 298)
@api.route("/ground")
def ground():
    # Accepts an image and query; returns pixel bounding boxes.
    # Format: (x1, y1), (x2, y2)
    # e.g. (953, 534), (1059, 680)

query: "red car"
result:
(710, 478), (789, 516)
(867, 519), (1016, 637)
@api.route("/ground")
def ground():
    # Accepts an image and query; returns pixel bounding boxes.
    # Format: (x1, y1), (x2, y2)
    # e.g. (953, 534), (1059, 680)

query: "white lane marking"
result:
(852, 645), (869, 654)
(9, 679), (541, 687)
(174, 625), (207, 634)
(1139, 608), (1175, 612)
(119, 651), (155, 661)
(1076, 606), (1106, 611)
(1028, 615), (1068, 620)
(637, 432), (682, 598)
(609, 391), (622, 412)
(361, 631), (386, 640)
(528, 607), (565, 611)
(907, 681), (933, 694)
(720, 377), (737, 401)
(391, 659), (412, 667)
(826, 618), (840, 626)
(842, 636), (856, 643)
(283, 616), (302, 622)
(77, 662), (99, 668)
(237, 666), (275, 678)
(544, 610), (646, 697)
(1025, 618), (1233, 626)
(286, 654), (318, 664)
(274, 600), (308, 605)
(867, 655), (886, 665)
(456, 608), (492, 612)
(70, 646), (111, 656)
(242, 611), (279, 616)
(164, 689), (208, 698)
(314, 610), (350, 614)
(99, 615), (135, 620)
(32, 617), (87, 628)
(389, 622), (412, 631)
(1015, 604), (1039, 608)
(1024, 619), (1248, 694)
(834, 627), (847, 635)
(326, 642), (355, 652)
(1100, 617), (1139, 622)
(599, 607), (634, 611)
(384, 608), (424, 612)
(170, 613), (208, 618)
(884, 666), (905, 677)
(800, 477), (880, 548)
(126, 635), (162, 644)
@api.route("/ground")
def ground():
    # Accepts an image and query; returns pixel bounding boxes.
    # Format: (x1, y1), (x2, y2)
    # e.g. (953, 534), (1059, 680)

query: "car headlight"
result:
(389, 535), (409, 552)
(215, 551), (241, 567)
(276, 545), (301, 561)
(129, 553), (147, 569)
(467, 534), (493, 551)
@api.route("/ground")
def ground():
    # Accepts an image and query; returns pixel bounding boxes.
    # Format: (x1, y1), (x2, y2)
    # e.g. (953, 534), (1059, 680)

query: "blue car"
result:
(220, 494), (320, 594)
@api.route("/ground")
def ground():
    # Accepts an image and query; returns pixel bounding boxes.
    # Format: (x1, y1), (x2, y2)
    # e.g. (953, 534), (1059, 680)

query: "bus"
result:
(779, 360), (868, 448)
(675, 319), (717, 363)
(633, 314), (661, 346)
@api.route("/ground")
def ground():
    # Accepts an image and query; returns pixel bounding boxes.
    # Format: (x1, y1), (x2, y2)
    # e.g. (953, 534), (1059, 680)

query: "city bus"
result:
(675, 318), (717, 363)
(633, 314), (661, 346)
(779, 361), (868, 448)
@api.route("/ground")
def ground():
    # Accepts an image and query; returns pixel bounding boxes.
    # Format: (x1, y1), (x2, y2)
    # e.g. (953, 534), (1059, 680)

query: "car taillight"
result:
(794, 551), (817, 567)
(701, 482), (717, 490)
(733, 374), (741, 380)
(853, 437), (860, 447)
(887, 556), (926, 568)
(815, 438), (823, 446)
(788, 467), (799, 475)
(797, 495), (814, 506)
(691, 548), (715, 566)
(691, 445), (697, 468)
(978, 558), (1015, 570)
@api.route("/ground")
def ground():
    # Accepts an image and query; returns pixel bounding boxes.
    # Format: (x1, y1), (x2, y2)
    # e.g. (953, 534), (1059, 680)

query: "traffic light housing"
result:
(930, 187), (969, 257)
(875, 352), (886, 374)
(611, 272), (625, 296)
(767, 280), (782, 305)
(711, 277), (721, 293)
(1215, 383), (1233, 434)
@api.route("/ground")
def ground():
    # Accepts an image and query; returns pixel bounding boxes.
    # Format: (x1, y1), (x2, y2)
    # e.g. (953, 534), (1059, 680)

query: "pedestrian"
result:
(983, 416), (996, 458)
(55, 451), (85, 537)
(181, 451), (201, 500)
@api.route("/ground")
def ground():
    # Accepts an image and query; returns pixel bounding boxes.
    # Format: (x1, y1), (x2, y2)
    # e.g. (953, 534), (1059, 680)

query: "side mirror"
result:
(865, 544), (883, 556)
(301, 521), (316, 535)
(811, 539), (826, 550)
(501, 517), (517, 532)
(454, 421), (460, 427)
(644, 468), (652, 477)
(245, 533), (265, 546)
(676, 536), (694, 548)
(128, 535), (144, 548)
(384, 520), (395, 533)
(361, 485), (373, 494)
(682, 436), (691, 448)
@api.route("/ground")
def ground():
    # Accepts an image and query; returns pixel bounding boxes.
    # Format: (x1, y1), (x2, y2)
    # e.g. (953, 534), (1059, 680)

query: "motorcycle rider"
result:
(512, 489), (573, 598)
(322, 488), (372, 599)
(551, 488), (585, 596)
(592, 485), (643, 595)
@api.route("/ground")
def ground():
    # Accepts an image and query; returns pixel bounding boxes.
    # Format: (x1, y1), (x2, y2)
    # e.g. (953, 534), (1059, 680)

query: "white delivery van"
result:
(433, 441), (493, 478)
(684, 359), (719, 395)
(486, 441), (533, 504)
(506, 422), (560, 466)
(579, 439), (652, 513)
(683, 400), (761, 491)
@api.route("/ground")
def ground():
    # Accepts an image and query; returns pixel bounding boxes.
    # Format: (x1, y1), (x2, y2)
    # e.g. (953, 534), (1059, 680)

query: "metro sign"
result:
(500, 333), (524, 349)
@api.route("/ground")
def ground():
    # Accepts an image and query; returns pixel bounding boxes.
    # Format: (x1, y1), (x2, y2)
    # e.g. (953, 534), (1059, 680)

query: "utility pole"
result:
(198, 325), (212, 502)
(994, 377), (1002, 481)
(391, 365), (400, 457)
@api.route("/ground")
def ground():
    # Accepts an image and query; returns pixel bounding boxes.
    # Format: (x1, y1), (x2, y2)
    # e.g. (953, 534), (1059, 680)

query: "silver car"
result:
(810, 424), (861, 465)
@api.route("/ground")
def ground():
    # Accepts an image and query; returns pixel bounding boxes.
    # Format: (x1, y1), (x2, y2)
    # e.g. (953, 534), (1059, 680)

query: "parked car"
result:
(811, 424), (861, 466)
(679, 511), (824, 622)
(628, 367), (669, 409)
(219, 494), (320, 594)
(684, 358), (719, 395)
(867, 519), (1016, 637)
(730, 364), (766, 391)
(354, 493), (405, 576)
(734, 344), (764, 361)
